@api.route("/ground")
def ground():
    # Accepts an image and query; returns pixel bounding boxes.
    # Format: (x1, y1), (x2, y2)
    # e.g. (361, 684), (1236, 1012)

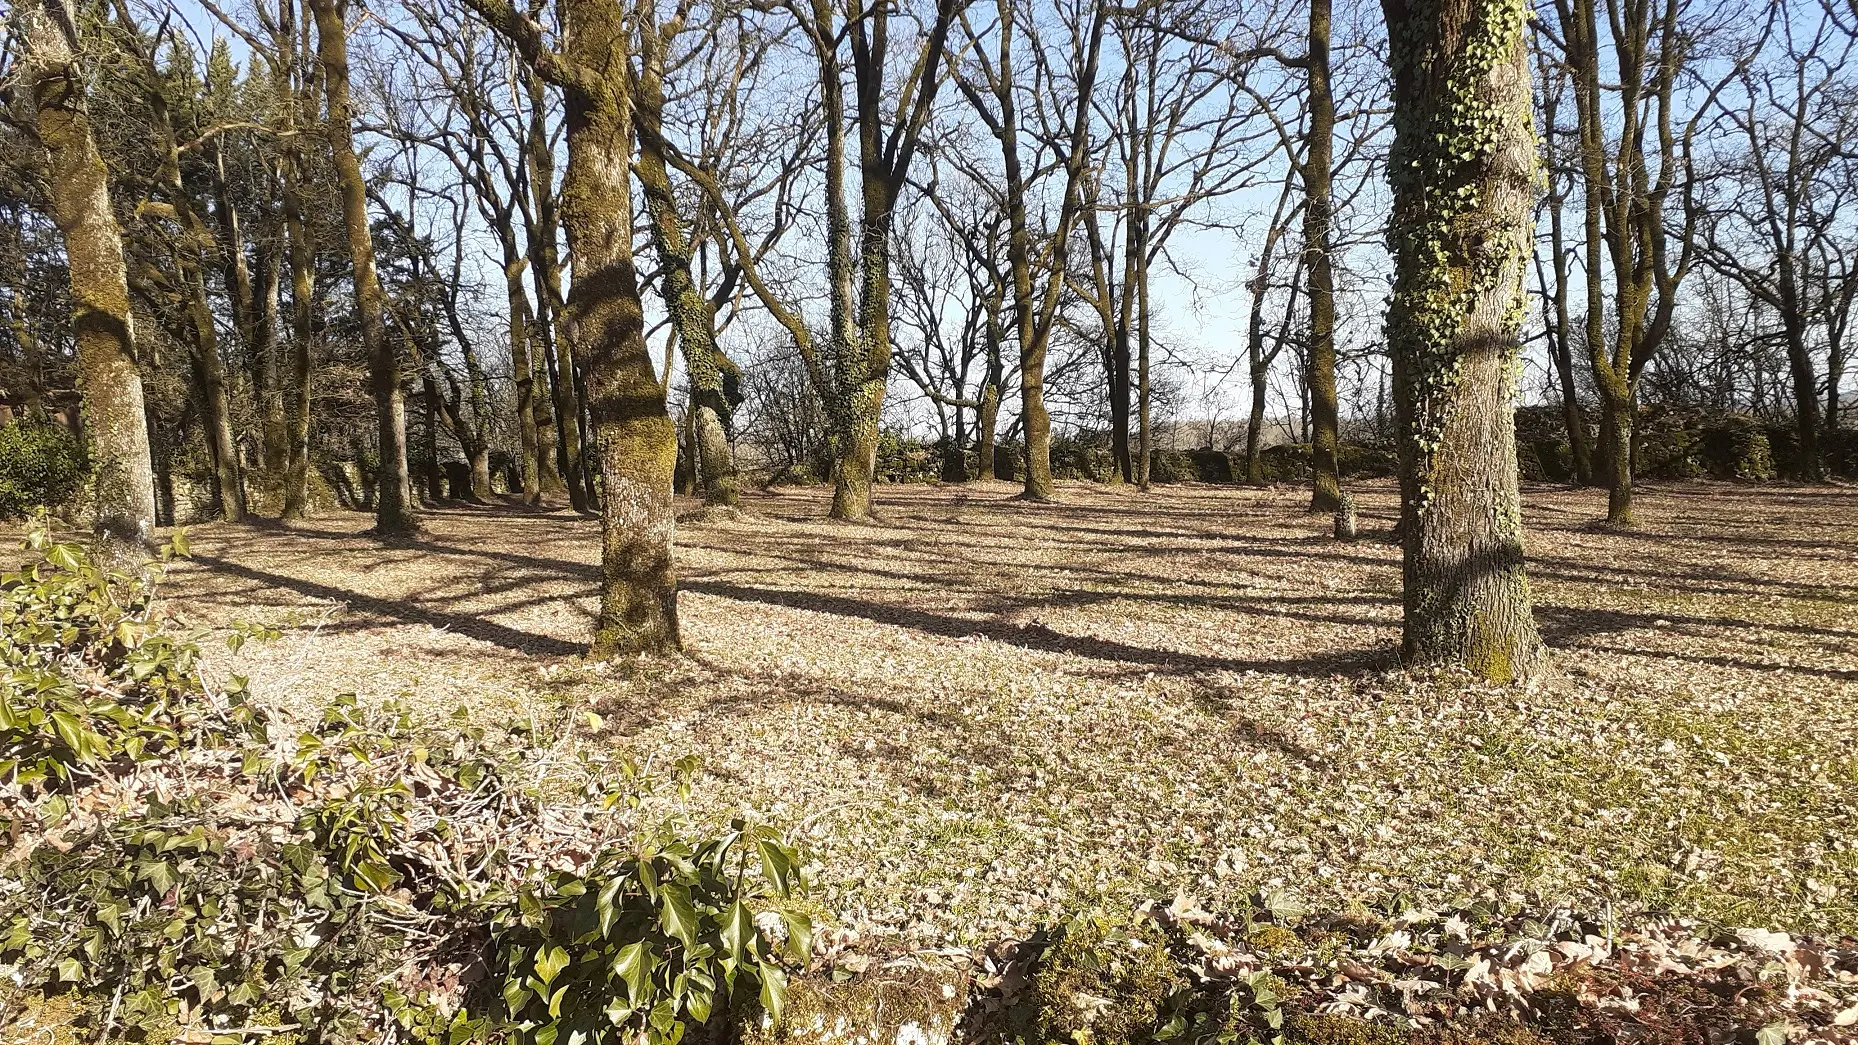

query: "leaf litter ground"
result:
(152, 480), (1858, 958)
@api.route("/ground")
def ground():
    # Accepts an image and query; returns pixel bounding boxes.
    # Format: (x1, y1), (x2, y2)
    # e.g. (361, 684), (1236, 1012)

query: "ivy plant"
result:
(491, 822), (812, 1045)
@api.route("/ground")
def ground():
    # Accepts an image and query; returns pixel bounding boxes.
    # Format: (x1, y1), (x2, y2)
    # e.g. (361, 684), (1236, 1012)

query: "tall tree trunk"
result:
(183, 269), (246, 521)
(216, 151), (286, 475)
(1383, 0), (1543, 682)
(977, 298), (1003, 481)
(124, 20), (247, 524)
(1781, 308), (1823, 479)
(281, 162), (316, 518)
(451, 0), (684, 650)
(633, 18), (738, 508)
(24, 2), (157, 553)
(524, 70), (586, 510)
(250, 236), (288, 475)
(311, 0), (415, 534)
(277, 0), (317, 520)
(421, 374), (445, 502)
(1134, 222), (1153, 489)
(1305, 0), (1342, 513)
(504, 252), (542, 502)
(533, 333), (565, 497)
(1535, 72), (1594, 486)
(555, 0), (680, 655)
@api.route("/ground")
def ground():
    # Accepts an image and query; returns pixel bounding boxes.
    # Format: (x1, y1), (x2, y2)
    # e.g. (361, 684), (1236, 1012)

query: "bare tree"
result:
(310, 0), (416, 534)
(1693, 7), (1858, 478)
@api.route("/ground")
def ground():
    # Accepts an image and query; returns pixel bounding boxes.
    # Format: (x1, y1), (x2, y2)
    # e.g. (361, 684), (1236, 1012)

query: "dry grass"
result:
(151, 479), (1858, 949)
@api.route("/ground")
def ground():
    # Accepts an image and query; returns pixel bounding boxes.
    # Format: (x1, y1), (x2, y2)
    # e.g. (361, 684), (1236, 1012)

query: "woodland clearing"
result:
(147, 480), (1858, 948)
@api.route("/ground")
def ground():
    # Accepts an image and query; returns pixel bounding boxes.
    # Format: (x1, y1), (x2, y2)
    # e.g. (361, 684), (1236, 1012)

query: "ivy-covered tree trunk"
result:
(1305, 0), (1342, 513)
(1383, 0), (1543, 682)
(311, 0), (416, 536)
(24, 2), (157, 553)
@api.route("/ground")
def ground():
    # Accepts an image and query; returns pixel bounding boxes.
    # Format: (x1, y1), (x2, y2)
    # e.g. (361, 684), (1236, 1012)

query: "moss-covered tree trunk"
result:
(503, 250), (543, 503)
(24, 2), (157, 552)
(469, 0), (685, 654)
(1383, 0), (1544, 682)
(1305, 0), (1342, 513)
(977, 299), (1004, 482)
(311, 0), (415, 535)
(280, 153), (316, 519)
(183, 271), (246, 521)
(130, 48), (247, 524)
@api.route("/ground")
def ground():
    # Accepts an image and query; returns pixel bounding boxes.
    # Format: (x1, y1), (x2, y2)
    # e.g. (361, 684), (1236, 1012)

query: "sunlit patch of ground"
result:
(154, 479), (1858, 948)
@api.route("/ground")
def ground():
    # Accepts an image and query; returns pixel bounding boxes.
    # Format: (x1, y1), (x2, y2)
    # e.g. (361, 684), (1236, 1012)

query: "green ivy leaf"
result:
(534, 944), (570, 987)
(720, 899), (752, 962)
(614, 940), (654, 1003)
(781, 909), (813, 965)
(658, 884), (700, 950)
(759, 965), (787, 1025)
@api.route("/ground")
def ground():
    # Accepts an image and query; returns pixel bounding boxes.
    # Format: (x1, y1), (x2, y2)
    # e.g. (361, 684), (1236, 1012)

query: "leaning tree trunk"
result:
(312, 0), (415, 535)
(634, 33), (738, 508)
(1383, 0), (1543, 683)
(524, 70), (586, 510)
(24, 3), (156, 553)
(1305, 0), (1342, 513)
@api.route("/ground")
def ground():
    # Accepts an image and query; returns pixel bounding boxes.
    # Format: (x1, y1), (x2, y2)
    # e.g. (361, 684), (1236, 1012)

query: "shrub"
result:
(0, 525), (263, 790)
(1257, 443), (1313, 482)
(1051, 433), (1118, 482)
(491, 825), (810, 1044)
(1148, 450), (1193, 484)
(1701, 418), (1775, 481)
(875, 431), (941, 484)
(0, 422), (86, 518)
(0, 528), (814, 1045)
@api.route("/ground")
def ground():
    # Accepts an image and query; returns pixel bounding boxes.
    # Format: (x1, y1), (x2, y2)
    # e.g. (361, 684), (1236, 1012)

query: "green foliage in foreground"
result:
(494, 826), (809, 1044)
(0, 526), (810, 1044)
(0, 423), (86, 518)
(0, 523), (264, 789)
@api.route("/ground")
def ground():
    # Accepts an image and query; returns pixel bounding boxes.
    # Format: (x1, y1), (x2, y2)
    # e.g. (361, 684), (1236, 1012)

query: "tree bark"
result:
(276, 0), (317, 520)
(1305, 0), (1342, 512)
(311, 0), (416, 535)
(558, 0), (681, 654)
(504, 253), (542, 502)
(1383, 0), (1544, 682)
(24, 1), (157, 553)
